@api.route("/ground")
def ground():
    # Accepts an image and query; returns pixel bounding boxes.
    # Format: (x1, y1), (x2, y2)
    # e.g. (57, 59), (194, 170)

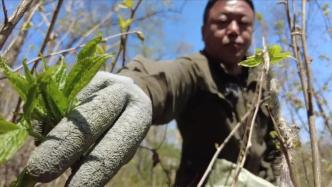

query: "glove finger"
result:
(26, 83), (128, 182)
(77, 71), (134, 102)
(66, 85), (152, 187)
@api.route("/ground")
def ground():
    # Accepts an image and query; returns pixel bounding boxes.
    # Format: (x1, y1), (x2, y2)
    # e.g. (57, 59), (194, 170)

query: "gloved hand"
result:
(26, 71), (152, 187)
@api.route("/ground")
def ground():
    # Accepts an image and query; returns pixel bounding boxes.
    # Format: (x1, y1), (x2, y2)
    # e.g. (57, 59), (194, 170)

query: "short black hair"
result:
(202, 0), (255, 25)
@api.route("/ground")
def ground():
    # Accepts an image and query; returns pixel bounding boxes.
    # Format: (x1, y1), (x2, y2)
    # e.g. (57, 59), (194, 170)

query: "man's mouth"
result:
(226, 42), (242, 50)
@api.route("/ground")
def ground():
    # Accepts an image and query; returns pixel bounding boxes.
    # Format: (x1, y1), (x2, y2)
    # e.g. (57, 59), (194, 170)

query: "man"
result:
(26, 0), (281, 186)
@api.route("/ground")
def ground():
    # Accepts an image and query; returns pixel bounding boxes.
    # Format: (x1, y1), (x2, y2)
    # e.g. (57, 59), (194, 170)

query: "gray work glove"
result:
(26, 71), (152, 187)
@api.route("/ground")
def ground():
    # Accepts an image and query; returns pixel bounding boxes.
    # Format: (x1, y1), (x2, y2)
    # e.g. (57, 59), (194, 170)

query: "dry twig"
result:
(0, 30), (142, 78)
(31, 0), (64, 72)
(197, 108), (253, 187)
(283, 0), (321, 186)
(11, 0), (64, 123)
(0, 0), (35, 50)
(111, 0), (143, 71)
(266, 106), (300, 187)
(300, 1), (321, 186)
(1, 0), (8, 25)
(231, 37), (270, 187)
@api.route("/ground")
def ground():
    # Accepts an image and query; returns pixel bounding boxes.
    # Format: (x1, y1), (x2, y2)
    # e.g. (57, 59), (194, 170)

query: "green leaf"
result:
(64, 36), (112, 103)
(0, 118), (19, 134)
(77, 35), (102, 63)
(0, 57), (29, 101)
(268, 45), (282, 56)
(38, 70), (63, 122)
(22, 59), (34, 83)
(48, 79), (68, 116)
(0, 122), (28, 165)
(239, 56), (262, 67)
(268, 45), (292, 64)
(67, 54), (112, 103)
(64, 36), (103, 96)
(255, 12), (263, 22)
(239, 45), (292, 68)
(41, 57), (49, 71)
(118, 16), (133, 32)
(39, 83), (62, 122)
(23, 84), (38, 124)
(52, 57), (67, 90)
(123, 0), (133, 9)
(22, 21), (33, 31)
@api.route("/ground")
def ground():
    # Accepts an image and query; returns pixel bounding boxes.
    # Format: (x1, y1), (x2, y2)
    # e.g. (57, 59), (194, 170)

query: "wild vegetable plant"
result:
(0, 35), (112, 166)
(239, 44), (292, 67)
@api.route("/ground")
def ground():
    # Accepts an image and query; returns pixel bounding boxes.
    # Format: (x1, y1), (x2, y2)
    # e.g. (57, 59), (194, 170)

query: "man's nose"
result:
(227, 20), (240, 36)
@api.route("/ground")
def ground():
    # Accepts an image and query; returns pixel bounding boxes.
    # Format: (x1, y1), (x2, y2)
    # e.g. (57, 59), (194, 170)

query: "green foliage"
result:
(322, 3), (330, 17)
(0, 59), (30, 101)
(269, 130), (280, 150)
(117, 0), (133, 9)
(0, 35), (112, 165)
(0, 118), (21, 134)
(122, 0), (133, 9)
(239, 45), (292, 68)
(0, 120), (28, 164)
(255, 12), (263, 22)
(118, 16), (133, 32)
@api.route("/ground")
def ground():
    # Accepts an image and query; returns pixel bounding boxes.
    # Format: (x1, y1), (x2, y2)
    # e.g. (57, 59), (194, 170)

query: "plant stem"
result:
(231, 38), (269, 187)
(197, 106), (254, 187)
(0, 0), (35, 50)
(300, 1), (321, 186)
(266, 106), (300, 187)
(31, 0), (64, 72)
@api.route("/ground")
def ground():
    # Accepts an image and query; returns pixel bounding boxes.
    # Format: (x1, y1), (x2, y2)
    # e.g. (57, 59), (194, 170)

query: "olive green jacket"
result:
(118, 52), (281, 186)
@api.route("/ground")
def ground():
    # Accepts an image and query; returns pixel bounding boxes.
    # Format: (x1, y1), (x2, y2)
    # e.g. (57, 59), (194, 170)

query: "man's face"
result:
(202, 0), (254, 67)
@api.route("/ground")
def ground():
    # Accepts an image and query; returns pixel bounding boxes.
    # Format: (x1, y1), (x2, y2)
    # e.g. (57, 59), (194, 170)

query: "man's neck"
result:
(221, 63), (242, 76)
(201, 50), (243, 76)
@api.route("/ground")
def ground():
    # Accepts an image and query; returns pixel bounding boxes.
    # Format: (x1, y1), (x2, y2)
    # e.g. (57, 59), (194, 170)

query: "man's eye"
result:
(240, 17), (251, 26)
(218, 14), (228, 23)
(219, 20), (228, 24)
(240, 21), (249, 26)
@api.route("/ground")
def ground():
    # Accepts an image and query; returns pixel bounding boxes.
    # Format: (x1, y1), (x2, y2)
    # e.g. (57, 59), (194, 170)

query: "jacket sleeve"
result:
(117, 55), (202, 125)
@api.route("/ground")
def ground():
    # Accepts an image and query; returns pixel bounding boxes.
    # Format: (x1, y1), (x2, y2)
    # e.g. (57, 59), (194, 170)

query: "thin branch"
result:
(301, 0), (321, 186)
(266, 106), (300, 187)
(138, 145), (172, 186)
(284, 0), (309, 109)
(2, 0), (41, 66)
(300, 151), (311, 187)
(0, 0), (34, 50)
(231, 37), (270, 187)
(75, 11), (114, 47)
(313, 90), (332, 136)
(31, 0), (63, 72)
(11, 0), (63, 122)
(0, 30), (141, 80)
(197, 108), (253, 187)
(111, 0), (143, 72)
(121, 0), (143, 66)
(1, 0), (8, 25)
(47, 19), (77, 63)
